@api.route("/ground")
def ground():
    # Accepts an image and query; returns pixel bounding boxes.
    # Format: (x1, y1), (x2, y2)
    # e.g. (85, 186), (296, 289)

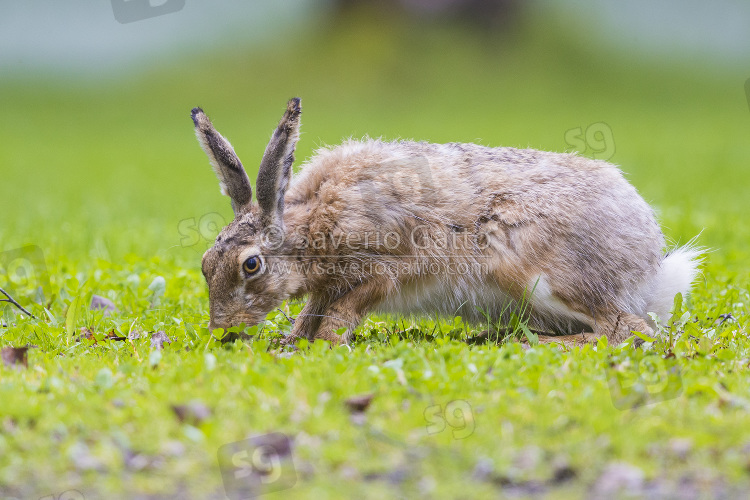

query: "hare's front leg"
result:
(282, 284), (380, 346)
(282, 297), (330, 345)
(311, 280), (392, 345)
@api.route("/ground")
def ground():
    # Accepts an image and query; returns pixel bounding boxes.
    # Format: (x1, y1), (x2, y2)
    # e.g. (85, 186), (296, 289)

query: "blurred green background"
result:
(2, 2), (750, 498)
(1, 0), (748, 272)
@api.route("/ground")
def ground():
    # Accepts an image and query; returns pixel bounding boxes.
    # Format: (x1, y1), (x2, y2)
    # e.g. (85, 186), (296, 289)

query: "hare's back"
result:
(289, 139), (632, 214)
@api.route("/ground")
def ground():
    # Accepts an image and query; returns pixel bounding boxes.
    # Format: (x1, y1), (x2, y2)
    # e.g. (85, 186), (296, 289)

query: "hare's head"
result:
(191, 98), (303, 335)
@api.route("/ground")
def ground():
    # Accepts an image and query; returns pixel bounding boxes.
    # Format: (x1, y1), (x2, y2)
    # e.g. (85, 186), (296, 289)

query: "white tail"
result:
(645, 245), (703, 323)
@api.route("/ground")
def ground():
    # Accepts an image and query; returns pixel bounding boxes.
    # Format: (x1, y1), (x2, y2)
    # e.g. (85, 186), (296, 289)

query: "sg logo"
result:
(564, 122), (615, 161)
(0, 245), (50, 304)
(424, 400), (475, 439)
(178, 212), (226, 252)
(111, 0), (186, 24)
(218, 433), (297, 500)
(607, 354), (683, 410)
(356, 153), (436, 206)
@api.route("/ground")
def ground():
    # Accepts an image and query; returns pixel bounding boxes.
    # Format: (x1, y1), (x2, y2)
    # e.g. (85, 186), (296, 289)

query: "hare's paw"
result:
(595, 312), (654, 346)
(534, 333), (599, 348)
(314, 330), (347, 346)
(278, 333), (301, 347)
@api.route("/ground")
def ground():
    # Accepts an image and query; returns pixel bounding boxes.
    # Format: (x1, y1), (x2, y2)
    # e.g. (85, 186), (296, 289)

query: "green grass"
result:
(2, 10), (750, 499)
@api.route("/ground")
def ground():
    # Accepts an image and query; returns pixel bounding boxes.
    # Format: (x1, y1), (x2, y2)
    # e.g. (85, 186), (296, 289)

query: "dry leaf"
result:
(1, 346), (28, 369)
(151, 331), (171, 350)
(90, 295), (118, 316)
(249, 432), (293, 458)
(77, 327), (126, 343)
(171, 400), (212, 425)
(344, 393), (375, 414)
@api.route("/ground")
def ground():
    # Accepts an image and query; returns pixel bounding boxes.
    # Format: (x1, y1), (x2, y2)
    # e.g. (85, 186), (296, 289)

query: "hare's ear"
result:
(191, 108), (253, 215)
(256, 98), (301, 228)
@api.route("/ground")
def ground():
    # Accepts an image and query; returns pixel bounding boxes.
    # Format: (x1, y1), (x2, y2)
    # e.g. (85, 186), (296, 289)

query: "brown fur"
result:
(191, 99), (701, 347)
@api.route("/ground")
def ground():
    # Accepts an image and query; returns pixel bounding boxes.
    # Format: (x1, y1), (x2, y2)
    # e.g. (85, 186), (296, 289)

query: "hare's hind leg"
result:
(604, 312), (653, 344)
(535, 311), (653, 348)
(536, 332), (596, 347)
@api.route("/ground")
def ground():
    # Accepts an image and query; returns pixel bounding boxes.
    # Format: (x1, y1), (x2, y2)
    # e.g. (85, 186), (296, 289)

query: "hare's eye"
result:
(243, 256), (261, 275)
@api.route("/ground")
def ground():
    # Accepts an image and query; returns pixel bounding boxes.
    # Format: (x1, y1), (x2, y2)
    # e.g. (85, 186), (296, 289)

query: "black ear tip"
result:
(288, 97), (301, 114)
(191, 107), (204, 126)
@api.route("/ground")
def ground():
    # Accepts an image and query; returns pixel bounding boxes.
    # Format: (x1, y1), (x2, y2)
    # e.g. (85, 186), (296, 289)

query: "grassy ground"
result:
(2, 9), (750, 499)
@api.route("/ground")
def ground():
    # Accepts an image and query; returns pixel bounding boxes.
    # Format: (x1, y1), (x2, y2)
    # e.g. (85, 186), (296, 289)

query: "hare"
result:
(191, 98), (701, 347)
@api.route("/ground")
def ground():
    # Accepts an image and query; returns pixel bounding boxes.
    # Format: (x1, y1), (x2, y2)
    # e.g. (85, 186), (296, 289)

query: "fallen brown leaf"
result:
(171, 400), (212, 425)
(77, 327), (126, 343)
(250, 432), (293, 458)
(1, 346), (28, 369)
(90, 295), (118, 316)
(151, 331), (171, 350)
(344, 393), (375, 414)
